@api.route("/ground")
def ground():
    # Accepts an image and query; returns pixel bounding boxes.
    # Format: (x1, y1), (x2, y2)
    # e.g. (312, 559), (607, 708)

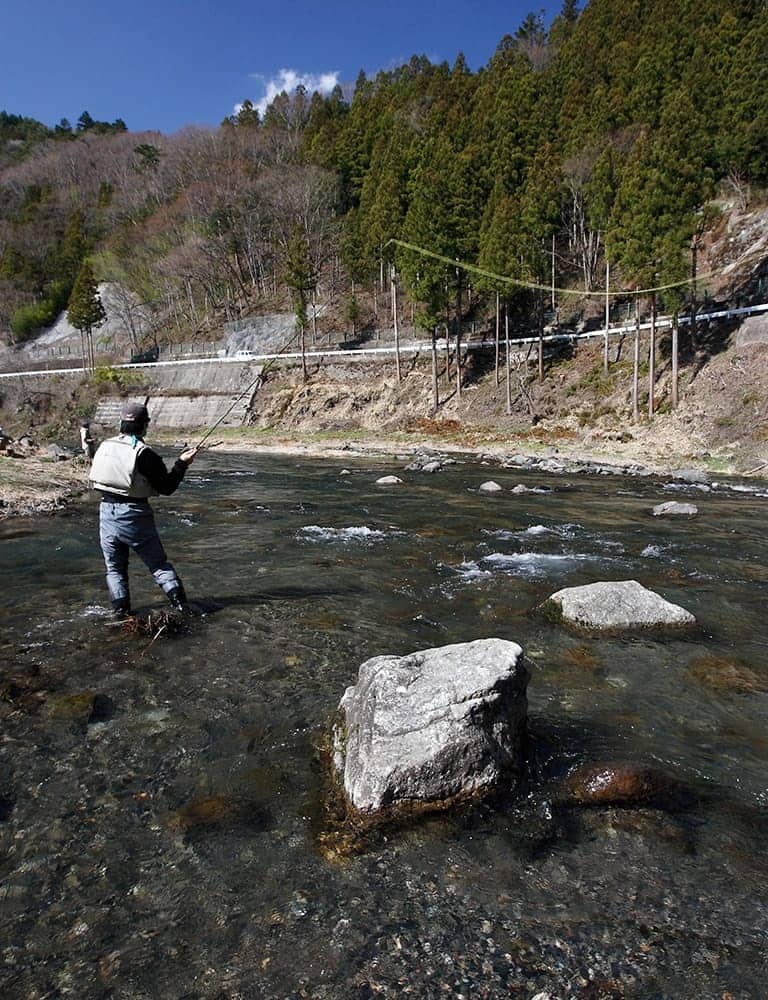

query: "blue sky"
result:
(2, 0), (563, 134)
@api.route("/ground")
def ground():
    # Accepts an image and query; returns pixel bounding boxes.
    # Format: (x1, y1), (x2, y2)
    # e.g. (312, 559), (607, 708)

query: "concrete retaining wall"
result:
(93, 361), (262, 430)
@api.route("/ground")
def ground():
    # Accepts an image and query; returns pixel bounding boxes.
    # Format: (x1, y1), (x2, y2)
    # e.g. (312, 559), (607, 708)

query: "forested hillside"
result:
(1, 0), (766, 349)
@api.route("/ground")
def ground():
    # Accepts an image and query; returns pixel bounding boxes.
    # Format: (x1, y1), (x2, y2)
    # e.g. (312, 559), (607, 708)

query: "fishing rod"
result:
(192, 363), (272, 449)
(191, 321), (307, 450)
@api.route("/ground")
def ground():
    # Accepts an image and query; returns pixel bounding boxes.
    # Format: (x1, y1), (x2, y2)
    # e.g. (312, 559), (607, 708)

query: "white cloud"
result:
(235, 69), (340, 118)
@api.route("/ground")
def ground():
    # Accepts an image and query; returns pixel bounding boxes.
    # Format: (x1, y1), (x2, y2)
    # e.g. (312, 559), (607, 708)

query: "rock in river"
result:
(479, 480), (502, 493)
(669, 468), (709, 484)
(543, 580), (695, 630)
(564, 762), (675, 806)
(375, 475), (403, 486)
(652, 500), (698, 516)
(334, 638), (530, 814)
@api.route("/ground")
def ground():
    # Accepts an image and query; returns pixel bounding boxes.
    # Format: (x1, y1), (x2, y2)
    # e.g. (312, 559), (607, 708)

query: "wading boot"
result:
(111, 597), (132, 621)
(167, 585), (190, 615)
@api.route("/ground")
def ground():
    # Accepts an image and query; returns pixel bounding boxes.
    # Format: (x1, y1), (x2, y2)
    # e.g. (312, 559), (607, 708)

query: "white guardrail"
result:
(1, 302), (767, 381)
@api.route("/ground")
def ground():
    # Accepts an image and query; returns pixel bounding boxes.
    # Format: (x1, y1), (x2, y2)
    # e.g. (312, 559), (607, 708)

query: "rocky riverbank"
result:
(0, 435), (89, 519)
(2, 424), (767, 520)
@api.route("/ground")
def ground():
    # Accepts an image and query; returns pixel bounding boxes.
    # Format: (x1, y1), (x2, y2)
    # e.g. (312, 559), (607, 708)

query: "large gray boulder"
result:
(544, 580), (695, 630)
(334, 638), (530, 814)
(43, 443), (73, 461)
(734, 313), (768, 348)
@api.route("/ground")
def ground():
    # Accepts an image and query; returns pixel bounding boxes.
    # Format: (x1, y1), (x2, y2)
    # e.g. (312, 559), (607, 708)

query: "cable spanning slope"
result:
(387, 239), (768, 298)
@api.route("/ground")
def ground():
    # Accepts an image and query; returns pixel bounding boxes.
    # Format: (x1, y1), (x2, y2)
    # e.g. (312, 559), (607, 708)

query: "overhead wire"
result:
(186, 236), (765, 448)
(385, 237), (767, 299)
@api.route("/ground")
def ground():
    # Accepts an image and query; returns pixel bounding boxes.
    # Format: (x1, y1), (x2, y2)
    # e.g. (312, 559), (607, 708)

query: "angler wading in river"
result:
(88, 401), (198, 617)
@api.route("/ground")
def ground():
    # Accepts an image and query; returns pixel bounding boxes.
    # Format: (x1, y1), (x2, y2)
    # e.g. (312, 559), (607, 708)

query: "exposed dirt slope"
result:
(248, 319), (768, 476)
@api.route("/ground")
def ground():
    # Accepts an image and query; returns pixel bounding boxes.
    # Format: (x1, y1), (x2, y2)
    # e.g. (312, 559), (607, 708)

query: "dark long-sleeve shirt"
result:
(99, 444), (188, 504)
(136, 447), (188, 495)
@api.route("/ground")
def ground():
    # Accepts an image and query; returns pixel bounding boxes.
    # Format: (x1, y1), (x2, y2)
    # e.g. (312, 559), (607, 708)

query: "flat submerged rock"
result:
(653, 500), (699, 516)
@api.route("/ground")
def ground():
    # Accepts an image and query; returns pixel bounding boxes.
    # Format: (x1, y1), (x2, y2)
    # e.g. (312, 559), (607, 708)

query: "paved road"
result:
(2, 303), (766, 380)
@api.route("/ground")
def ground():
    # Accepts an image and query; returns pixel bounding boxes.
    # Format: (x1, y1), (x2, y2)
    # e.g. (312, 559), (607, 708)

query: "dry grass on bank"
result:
(0, 454), (89, 519)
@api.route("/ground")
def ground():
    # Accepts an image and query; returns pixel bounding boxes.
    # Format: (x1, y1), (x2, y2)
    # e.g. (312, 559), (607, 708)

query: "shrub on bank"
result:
(9, 280), (71, 340)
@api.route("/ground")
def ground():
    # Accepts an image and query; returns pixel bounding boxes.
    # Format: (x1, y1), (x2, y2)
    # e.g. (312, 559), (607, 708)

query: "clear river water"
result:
(1, 451), (767, 999)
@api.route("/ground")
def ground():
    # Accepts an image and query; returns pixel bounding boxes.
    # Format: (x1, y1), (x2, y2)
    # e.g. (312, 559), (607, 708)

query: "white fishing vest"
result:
(89, 434), (157, 498)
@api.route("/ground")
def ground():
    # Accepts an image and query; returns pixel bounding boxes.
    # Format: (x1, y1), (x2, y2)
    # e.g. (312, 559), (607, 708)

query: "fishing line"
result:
(386, 238), (765, 298)
(193, 369), (265, 449)
(192, 318), (309, 449)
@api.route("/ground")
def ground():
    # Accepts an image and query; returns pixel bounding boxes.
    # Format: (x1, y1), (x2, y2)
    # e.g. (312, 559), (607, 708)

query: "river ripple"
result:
(1, 451), (766, 998)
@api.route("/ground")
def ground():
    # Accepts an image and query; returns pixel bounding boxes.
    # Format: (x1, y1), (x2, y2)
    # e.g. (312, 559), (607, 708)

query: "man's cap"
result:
(120, 401), (149, 423)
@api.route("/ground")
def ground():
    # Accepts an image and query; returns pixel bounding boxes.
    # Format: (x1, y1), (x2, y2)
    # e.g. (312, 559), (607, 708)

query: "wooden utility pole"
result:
(603, 259), (610, 375)
(537, 285), (544, 383)
(431, 326), (439, 410)
(391, 267), (401, 383)
(648, 292), (656, 418)
(690, 238), (698, 349)
(632, 297), (640, 423)
(494, 290), (500, 386)
(505, 305), (512, 416)
(444, 296), (451, 384)
(551, 233), (556, 312)
(455, 262), (462, 399)
(671, 313), (679, 409)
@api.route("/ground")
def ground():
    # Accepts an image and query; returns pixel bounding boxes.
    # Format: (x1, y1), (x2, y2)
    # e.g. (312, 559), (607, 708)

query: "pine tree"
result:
(283, 226), (316, 380)
(399, 136), (455, 332)
(720, 16), (768, 183)
(608, 88), (714, 289)
(68, 259), (106, 372)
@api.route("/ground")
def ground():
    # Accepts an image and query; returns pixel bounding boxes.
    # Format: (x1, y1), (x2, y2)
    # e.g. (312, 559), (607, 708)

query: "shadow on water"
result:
(0, 526), (37, 541)
(193, 584), (366, 612)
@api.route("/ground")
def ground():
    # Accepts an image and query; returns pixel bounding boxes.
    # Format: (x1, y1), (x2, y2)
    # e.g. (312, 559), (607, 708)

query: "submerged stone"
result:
(375, 475), (402, 485)
(576, 807), (693, 852)
(0, 793), (16, 822)
(689, 654), (766, 694)
(652, 500), (698, 516)
(168, 794), (236, 832)
(511, 483), (553, 494)
(334, 638), (530, 814)
(479, 481), (502, 493)
(564, 762), (675, 807)
(543, 580), (695, 630)
(47, 691), (98, 724)
(47, 691), (115, 726)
